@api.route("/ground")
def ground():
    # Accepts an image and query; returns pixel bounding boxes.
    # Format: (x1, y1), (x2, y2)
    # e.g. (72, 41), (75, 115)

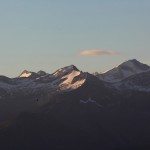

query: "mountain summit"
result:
(95, 59), (150, 82)
(19, 70), (33, 78)
(19, 70), (47, 79)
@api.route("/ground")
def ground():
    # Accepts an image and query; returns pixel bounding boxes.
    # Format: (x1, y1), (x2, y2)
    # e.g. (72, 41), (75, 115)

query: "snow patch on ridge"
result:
(61, 70), (81, 84)
(53, 65), (77, 78)
(59, 70), (85, 92)
(20, 72), (32, 78)
(80, 97), (102, 107)
(19, 70), (33, 78)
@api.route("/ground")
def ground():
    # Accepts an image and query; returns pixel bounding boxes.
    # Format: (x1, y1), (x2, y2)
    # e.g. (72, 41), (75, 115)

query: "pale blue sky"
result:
(0, 0), (150, 77)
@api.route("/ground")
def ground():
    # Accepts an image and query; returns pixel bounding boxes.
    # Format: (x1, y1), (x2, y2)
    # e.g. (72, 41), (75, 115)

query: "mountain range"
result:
(0, 59), (150, 150)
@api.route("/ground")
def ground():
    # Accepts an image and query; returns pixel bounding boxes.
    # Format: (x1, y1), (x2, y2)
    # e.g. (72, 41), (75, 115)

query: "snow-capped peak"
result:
(116, 59), (149, 71)
(19, 70), (33, 78)
(95, 59), (150, 83)
(50, 65), (85, 92)
(19, 70), (47, 78)
(53, 65), (79, 78)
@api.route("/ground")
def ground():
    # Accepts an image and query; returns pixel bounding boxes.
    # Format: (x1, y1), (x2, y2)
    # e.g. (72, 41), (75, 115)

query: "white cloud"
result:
(80, 50), (120, 56)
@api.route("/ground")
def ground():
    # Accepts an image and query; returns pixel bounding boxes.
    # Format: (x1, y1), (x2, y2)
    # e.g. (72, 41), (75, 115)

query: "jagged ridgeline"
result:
(0, 60), (150, 150)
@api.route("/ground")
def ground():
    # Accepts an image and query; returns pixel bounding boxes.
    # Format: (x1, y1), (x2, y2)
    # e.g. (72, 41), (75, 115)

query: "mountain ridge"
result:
(1, 59), (150, 150)
(2, 59), (149, 79)
(0, 59), (149, 99)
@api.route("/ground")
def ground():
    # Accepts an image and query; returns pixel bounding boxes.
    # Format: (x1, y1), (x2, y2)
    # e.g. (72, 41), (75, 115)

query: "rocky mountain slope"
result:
(0, 59), (150, 150)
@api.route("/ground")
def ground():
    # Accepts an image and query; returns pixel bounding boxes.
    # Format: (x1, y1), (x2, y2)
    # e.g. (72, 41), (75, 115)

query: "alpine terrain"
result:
(0, 59), (150, 150)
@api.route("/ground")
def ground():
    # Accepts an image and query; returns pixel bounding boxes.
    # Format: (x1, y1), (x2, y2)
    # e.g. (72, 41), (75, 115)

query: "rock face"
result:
(0, 60), (150, 150)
